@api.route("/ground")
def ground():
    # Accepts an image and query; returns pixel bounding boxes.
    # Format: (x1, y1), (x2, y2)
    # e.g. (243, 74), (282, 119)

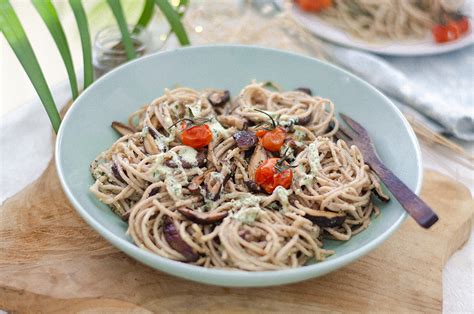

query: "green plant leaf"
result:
(154, 0), (190, 46)
(32, 0), (79, 100)
(0, 0), (61, 132)
(106, 0), (136, 60)
(133, 0), (154, 34)
(69, 0), (93, 89)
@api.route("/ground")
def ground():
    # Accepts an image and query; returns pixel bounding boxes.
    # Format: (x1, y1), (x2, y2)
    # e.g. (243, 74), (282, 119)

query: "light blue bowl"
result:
(56, 45), (422, 287)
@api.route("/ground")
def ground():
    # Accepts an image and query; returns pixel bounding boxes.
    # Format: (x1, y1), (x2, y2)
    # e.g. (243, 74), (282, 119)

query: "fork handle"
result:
(369, 159), (438, 228)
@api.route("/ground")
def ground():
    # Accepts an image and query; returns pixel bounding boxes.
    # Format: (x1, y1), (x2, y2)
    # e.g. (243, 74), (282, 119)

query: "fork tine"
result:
(340, 113), (368, 136)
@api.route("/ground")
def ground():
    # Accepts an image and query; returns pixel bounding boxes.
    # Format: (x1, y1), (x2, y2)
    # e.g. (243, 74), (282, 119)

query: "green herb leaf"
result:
(106, 0), (136, 60)
(0, 0), (61, 132)
(69, 0), (93, 89)
(154, 0), (190, 46)
(32, 0), (79, 100)
(133, 0), (154, 34)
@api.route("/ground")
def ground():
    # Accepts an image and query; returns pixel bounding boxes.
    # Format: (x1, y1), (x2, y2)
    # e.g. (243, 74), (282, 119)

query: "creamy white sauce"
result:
(178, 147), (198, 166)
(208, 117), (229, 139)
(307, 143), (322, 175)
(274, 186), (290, 212)
(165, 176), (183, 200)
(186, 99), (202, 117)
(232, 207), (261, 224)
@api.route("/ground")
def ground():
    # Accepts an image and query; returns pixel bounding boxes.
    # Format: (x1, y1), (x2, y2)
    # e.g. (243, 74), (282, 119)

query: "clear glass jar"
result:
(93, 25), (152, 78)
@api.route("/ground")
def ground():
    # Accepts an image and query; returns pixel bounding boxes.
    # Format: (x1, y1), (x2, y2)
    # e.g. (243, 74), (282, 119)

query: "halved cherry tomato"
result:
(181, 124), (213, 149)
(432, 23), (459, 43)
(255, 158), (293, 194)
(256, 127), (286, 152)
(295, 0), (332, 12)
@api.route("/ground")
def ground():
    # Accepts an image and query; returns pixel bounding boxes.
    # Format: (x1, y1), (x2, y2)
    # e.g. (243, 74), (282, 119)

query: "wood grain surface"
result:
(0, 161), (472, 313)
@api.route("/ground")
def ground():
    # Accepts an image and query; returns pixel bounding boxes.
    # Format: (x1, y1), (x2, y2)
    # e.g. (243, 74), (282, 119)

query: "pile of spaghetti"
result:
(90, 82), (389, 270)
(295, 0), (469, 43)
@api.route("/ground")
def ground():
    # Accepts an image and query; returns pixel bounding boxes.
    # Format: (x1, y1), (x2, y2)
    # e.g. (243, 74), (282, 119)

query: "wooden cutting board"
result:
(0, 161), (472, 313)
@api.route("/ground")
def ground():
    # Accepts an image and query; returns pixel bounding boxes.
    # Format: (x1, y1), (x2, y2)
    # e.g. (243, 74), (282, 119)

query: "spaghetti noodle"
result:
(90, 82), (389, 270)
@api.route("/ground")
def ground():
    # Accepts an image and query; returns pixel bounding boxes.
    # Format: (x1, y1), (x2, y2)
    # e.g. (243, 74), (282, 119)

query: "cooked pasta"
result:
(90, 82), (389, 270)
(316, 0), (464, 42)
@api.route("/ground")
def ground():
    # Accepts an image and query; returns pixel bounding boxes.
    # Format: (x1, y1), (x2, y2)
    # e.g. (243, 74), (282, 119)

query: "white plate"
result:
(289, 4), (474, 56)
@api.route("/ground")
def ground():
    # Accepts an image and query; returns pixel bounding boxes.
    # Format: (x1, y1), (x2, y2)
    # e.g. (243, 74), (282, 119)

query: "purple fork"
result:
(336, 113), (438, 229)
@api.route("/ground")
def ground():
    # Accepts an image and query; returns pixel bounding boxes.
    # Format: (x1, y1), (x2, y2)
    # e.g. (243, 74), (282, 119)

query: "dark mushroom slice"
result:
(248, 143), (268, 181)
(218, 115), (248, 129)
(111, 163), (126, 183)
(111, 121), (136, 136)
(233, 130), (258, 151)
(177, 207), (228, 225)
(294, 87), (312, 96)
(148, 126), (159, 139)
(244, 180), (261, 193)
(208, 90), (230, 107)
(196, 149), (208, 167)
(296, 112), (313, 125)
(163, 216), (199, 262)
(305, 210), (346, 228)
(149, 187), (160, 196)
(187, 174), (205, 194)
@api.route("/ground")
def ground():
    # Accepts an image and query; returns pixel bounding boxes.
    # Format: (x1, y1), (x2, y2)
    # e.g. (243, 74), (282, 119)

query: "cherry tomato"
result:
(432, 23), (459, 43)
(455, 16), (470, 34)
(255, 158), (293, 194)
(295, 0), (332, 12)
(256, 129), (268, 138)
(181, 124), (213, 149)
(257, 127), (287, 152)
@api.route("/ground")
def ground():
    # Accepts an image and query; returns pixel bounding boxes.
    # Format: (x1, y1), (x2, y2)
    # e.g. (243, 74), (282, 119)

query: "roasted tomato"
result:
(255, 158), (293, 194)
(181, 124), (213, 149)
(295, 0), (332, 12)
(455, 16), (470, 34)
(256, 127), (287, 152)
(432, 23), (459, 43)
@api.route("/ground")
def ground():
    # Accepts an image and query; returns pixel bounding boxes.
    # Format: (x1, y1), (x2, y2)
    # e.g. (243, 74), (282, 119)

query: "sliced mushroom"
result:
(296, 113), (313, 125)
(111, 121), (135, 136)
(148, 126), (159, 139)
(149, 187), (160, 196)
(177, 207), (228, 224)
(294, 87), (312, 96)
(248, 143), (268, 181)
(233, 130), (258, 151)
(111, 163), (126, 183)
(187, 174), (205, 194)
(208, 90), (230, 107)
(163, 216), (199, 262)
(196, 149), (208, 167)
(245, 180), (261, 193)
(144, 133), (159, 155)
(218, 115), (248, 129)
(305, 210), (346, 228)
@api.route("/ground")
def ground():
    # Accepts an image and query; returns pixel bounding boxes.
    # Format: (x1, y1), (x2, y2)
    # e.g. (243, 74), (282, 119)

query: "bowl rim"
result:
(55, 44), (422, 287)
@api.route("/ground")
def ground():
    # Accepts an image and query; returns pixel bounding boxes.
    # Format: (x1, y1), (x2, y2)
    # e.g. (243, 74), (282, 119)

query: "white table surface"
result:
(0, 2), (472, 312)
